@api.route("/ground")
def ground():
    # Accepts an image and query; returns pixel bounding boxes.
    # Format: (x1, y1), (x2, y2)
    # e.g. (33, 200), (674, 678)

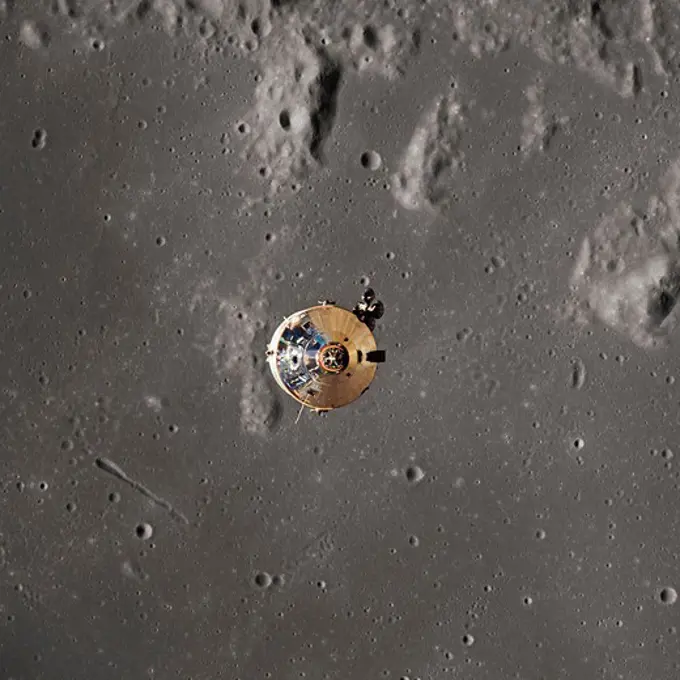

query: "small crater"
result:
(360, 150), (382, 170)
(659, 587), (678, 605)
(135, 522), (153, 540)
(462, 633), (475, 646)
(405, 465), (424, 484)
(31, 128), (47, 150)
(278, 110), (291, 130)
(253, 571), (272, 589)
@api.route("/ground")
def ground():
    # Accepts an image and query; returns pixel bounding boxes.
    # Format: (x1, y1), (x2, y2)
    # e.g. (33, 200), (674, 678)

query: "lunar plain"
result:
(1, 0), (680, 678)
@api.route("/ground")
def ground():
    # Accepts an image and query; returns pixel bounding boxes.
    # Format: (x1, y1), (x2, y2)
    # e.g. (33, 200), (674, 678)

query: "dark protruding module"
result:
(352, 287), (385, 332)
(265, 289), (386, 416)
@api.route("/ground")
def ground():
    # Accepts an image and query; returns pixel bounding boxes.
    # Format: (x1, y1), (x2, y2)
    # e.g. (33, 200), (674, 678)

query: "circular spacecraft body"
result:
(267, 304), (383, 412)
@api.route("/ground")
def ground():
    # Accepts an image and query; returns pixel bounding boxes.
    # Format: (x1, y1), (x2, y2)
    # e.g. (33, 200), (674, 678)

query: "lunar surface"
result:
(1, 0), (680, 678)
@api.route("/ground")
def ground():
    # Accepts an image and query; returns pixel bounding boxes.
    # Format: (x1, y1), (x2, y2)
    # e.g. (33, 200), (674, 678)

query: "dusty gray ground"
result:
(1, 0), (680, 678)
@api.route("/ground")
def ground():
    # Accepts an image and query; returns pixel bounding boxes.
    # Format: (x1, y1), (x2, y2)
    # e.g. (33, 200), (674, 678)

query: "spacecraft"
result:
(266, 289), (386, 415)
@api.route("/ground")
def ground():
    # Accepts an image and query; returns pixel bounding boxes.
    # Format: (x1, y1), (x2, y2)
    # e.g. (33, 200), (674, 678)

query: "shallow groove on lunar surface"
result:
(1, 0), (680, 678)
